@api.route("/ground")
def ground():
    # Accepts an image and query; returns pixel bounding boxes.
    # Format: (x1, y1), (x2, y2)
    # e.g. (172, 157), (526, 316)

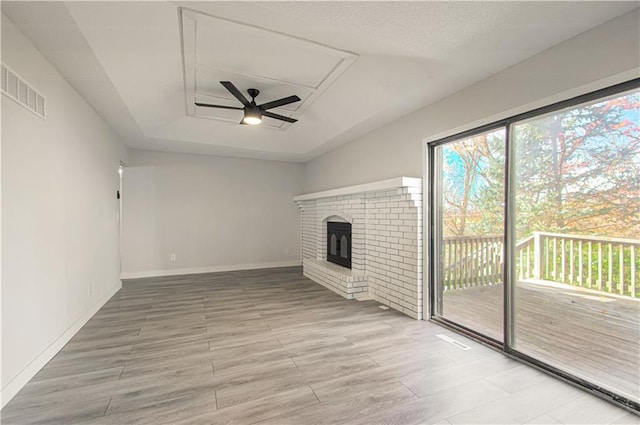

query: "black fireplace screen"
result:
(327, 222), (351, 268)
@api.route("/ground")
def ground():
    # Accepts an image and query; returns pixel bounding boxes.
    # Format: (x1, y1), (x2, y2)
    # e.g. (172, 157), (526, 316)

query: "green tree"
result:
(441, 90), (639, 240)
(513, 91), (640, 239)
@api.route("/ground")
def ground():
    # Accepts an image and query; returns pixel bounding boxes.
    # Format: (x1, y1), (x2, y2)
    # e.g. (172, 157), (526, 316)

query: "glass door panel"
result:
(434, 128), (506, 341)
(512, 89), (640, 403)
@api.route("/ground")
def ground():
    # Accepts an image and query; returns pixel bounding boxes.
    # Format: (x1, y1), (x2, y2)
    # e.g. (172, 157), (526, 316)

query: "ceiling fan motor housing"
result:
(244, 104), (262, 119)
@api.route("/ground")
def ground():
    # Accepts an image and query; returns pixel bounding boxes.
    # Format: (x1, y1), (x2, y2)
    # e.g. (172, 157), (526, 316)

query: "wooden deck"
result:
(442, 281), (640, 402)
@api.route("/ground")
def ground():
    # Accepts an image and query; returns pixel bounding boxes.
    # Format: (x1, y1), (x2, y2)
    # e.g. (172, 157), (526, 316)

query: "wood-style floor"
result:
(1, 267), (637, 425)
(443, 281), (640, 402)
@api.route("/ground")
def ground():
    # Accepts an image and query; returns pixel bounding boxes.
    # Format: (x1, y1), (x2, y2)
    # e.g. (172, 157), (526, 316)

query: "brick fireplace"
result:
(294, 177), (423, 319)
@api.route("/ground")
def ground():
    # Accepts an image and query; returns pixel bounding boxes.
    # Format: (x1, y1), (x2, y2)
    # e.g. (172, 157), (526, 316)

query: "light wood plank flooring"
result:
(1, 267), (637, 424)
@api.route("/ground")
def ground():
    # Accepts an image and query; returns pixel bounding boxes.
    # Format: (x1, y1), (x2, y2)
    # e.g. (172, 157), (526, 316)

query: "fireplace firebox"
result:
(327, 222), (351, 268)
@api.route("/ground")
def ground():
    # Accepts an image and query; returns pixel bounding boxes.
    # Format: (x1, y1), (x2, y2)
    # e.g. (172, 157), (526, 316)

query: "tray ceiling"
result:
(182, 8), (357, 130)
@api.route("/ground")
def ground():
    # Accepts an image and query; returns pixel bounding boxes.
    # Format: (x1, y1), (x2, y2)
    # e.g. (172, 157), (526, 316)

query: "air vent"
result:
(436, 334), (471, 350)
(1, 64), (46, 119)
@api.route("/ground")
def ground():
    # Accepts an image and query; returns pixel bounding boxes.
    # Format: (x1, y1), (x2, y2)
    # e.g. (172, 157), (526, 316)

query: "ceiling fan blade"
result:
(195, 102), (243, 110)
(263, 110), (298, 123)
(220, 81), (250, 106)
(258, 95), (301, 111)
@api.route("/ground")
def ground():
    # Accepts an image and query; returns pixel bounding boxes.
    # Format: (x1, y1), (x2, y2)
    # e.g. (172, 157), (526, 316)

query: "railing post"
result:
(533, 232), (543, 280)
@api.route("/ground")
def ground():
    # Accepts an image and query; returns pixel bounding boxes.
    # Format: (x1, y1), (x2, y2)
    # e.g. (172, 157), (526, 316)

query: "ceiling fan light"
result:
(243, 115), (262, 125)
(243, 108), (262, 125)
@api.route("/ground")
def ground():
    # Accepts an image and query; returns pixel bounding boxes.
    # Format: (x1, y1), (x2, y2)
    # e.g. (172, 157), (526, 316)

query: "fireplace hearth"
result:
(327, 222), (351, 269)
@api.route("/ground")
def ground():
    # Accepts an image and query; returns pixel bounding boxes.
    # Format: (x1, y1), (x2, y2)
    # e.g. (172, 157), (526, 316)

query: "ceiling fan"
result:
(195, 81), (301, 126)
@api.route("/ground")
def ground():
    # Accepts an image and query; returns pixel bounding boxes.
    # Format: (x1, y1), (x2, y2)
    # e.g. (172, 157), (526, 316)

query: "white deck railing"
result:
(442, 232), (640, 298)
(441, 235), (503, 290)
(517, 232), (639, 298)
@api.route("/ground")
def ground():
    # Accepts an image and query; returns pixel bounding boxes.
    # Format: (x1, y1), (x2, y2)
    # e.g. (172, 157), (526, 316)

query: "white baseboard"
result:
(120, 261), (302, 280)
(0, 281), (122, 409)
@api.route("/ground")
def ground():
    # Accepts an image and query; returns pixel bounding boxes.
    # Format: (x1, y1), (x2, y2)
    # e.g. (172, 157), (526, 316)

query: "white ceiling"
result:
(2, 1), (638, 162)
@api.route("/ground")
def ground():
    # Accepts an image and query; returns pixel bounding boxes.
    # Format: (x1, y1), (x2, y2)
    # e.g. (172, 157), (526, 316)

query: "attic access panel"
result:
(181, 8), (357, 130)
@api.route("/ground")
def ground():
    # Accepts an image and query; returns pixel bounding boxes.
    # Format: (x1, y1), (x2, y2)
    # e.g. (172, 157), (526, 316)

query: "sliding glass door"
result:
(429, 80), (640, 408)
(512, 89), (640, 403)
(433, 128), (505, 342)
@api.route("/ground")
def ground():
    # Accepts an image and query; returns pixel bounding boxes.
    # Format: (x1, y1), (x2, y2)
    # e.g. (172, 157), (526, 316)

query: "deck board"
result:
(442, 281), (640, 401)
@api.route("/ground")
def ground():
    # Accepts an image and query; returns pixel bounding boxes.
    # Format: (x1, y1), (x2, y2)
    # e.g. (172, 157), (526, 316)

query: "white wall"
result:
(1, 13), (128, 407)
(121, 150), (304, 278)
(303, 9), (640, 192)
